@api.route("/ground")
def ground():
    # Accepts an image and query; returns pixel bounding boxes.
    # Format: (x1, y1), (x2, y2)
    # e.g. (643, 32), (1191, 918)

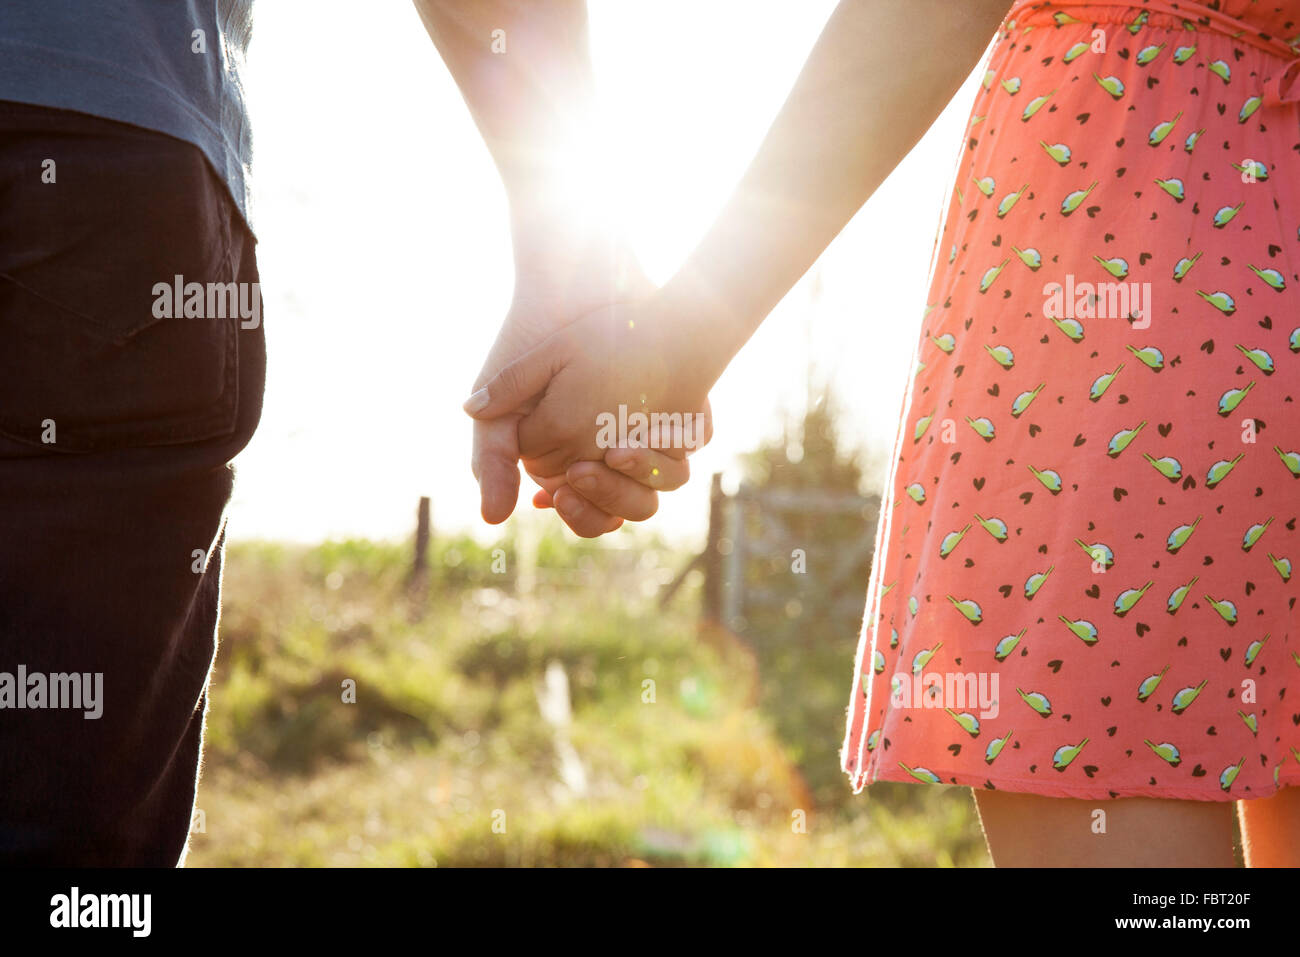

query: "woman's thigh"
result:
(973, 789), (1237, 867)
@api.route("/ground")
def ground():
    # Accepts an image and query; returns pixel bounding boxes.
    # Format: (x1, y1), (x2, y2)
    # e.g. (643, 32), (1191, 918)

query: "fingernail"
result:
(574, 476), (597, 492)
(462, 389), (489, 414)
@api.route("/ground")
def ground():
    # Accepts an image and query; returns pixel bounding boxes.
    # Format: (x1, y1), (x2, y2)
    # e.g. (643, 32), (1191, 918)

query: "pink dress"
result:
(843, 0), (1300, 800)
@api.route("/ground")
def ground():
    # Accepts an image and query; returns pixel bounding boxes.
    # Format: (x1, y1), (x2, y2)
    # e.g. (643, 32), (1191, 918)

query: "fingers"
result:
(565, 461), (661, 522)
(696, 396), (715, 450)
(516, 392), (586, 477)
(471, 417), (523, 524)
(528, 470), (628, 538)
(462, 335), (564, 419)
(600, 447), (691, 491)
(516, 404), (704, 478)
(552, 485), (624, 538)
(527, 471), (564, 509)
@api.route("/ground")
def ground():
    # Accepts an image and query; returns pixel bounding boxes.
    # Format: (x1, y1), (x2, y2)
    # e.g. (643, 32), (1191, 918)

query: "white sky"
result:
(230, 0), (988, 546)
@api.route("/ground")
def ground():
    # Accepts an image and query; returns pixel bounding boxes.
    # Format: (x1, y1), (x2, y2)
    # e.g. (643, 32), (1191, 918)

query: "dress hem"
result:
(846, 764), (1300, 802)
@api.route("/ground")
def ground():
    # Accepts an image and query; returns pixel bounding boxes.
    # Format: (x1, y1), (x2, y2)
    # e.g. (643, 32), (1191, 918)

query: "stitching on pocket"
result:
(0, 269), (158, 346)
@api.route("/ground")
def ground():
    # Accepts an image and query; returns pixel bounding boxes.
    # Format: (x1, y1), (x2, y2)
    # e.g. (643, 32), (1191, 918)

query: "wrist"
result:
(510, 228), (637, 297)
(508, 226), (651, 334)
(656, 271), (748, 393)
(476, 233), (652, 391)
(505, 126), (627, 272)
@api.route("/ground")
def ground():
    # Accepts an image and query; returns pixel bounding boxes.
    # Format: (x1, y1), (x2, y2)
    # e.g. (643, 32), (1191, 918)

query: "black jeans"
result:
(0, 101), (265, 865)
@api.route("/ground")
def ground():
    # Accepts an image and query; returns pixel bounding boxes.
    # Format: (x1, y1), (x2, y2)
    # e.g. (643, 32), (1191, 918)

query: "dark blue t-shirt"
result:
(0, 0), (255, 230)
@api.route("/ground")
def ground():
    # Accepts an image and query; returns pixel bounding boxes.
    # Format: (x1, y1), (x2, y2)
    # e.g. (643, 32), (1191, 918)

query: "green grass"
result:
(187, 532), (989, 867)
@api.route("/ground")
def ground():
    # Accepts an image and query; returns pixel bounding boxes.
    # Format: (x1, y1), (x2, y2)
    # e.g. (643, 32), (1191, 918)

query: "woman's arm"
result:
(663, 0), (1012, 387)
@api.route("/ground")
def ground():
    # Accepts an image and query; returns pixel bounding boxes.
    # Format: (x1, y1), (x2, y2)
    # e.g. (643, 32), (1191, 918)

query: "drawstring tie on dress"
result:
(1261, 56), (1300, 106)
(1006, 0), (1300, 106)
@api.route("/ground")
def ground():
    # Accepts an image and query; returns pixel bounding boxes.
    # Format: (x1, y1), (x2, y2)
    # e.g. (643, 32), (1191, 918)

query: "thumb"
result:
(462, 336), (563, 420)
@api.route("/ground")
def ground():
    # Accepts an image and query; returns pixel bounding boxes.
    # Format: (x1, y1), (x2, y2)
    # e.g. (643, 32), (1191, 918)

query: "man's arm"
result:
(413, 0), (604, 262)
(415, 0), (694, 534)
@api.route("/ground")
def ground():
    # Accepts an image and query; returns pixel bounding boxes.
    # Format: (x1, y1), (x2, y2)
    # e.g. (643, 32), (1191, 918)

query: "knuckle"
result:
(495, 363), (524, 400)
(661, 460), (690, 490)
(629, 494), (658, 521)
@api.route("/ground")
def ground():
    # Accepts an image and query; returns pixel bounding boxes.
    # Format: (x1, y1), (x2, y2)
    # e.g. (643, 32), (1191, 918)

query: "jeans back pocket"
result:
(0, 109), (244, 453)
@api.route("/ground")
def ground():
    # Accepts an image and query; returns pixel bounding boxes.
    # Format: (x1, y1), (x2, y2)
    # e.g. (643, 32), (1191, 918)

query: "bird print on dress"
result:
(843, 0), (1300, 801)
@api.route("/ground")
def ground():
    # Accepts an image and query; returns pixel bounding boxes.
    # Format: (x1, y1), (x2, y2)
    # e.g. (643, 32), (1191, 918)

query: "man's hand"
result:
(417, 0), (693, 535)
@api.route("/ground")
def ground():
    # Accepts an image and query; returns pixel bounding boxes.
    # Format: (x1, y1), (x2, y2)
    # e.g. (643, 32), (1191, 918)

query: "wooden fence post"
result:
(703, 473), (724, 623)
(412, 496), (431, 580)
(722, 483), (744, 628)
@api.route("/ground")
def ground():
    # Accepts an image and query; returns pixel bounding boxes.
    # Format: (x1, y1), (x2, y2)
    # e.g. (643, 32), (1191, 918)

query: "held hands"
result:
(526, 391), (713, 533)
(466, 292), (715, 532)
(470, 243), (651, 537)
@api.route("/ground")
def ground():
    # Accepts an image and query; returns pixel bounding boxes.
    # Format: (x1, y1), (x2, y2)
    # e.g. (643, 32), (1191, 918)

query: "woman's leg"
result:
(1237, 788), (1300, 867)
(973, 790), (1237, 867)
